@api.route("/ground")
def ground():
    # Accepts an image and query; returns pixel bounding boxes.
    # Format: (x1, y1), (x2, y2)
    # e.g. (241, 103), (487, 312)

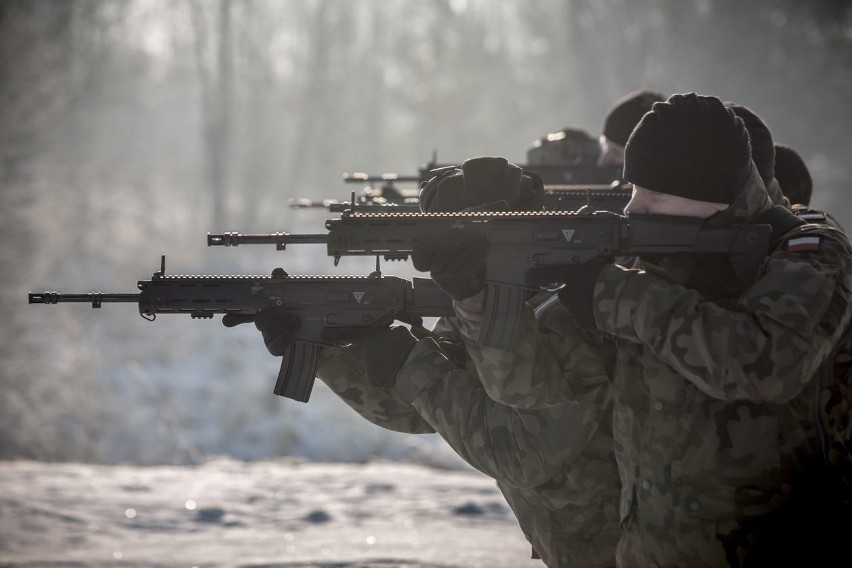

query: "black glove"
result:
(346, 326), (418, 390)
(253, 308), (302, 356)
(221, 267), (288, 331)
(222, 267), (303, 356)
(222, 305), (301, 357)
(557, 262), (608, 330)
(419, 157), (544, 213)
(411, 228), (488, 301)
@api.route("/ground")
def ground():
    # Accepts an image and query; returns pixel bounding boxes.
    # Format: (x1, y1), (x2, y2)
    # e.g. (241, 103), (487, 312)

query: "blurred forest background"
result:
(2, 0), (851, 465)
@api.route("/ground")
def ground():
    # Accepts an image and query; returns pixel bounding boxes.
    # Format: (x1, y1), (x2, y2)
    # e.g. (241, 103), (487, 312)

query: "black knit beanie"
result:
(623, 93), (752, 204)
(725, 102), (775, 185)
(419, 156), (544, 213)
(774, 144), (813, 206)
(602, 90), (667, 147)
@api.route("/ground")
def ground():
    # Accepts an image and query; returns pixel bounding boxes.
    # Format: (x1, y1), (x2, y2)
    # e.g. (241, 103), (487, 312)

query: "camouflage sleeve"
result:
(451, 291), (610, 409)
(315, 346), (436, 434)
(593, 229), (852, 403)
(392, 338), (607, 488)
(765, 177), (791, 209)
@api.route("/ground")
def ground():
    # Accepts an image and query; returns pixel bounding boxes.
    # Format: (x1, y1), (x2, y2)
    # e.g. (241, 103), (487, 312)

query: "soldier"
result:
(525, 126), (619, 185)
(597, 89), (666, 167)
(724, 102), (789, 208)
(773, 143), (846, 232)
(774, 143), (812, 206)
(226, 157), (622, 568)
(721, 106), (846, 235)
(435, 94), (852, 566)
(526, 126), (601, 167)
(592, 95), (851, 564)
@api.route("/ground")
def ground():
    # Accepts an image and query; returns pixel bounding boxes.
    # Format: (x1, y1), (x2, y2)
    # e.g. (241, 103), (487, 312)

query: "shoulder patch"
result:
(786, 235), (822, 253)
(797, 211), (828, 222)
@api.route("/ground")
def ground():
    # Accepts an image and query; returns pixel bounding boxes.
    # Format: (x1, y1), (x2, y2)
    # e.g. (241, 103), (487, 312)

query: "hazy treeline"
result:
(2, 0), (850, 464)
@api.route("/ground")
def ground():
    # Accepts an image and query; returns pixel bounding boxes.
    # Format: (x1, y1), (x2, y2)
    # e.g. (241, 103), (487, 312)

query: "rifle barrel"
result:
(207, 232), (329, 247)
(29, 292), (140, 306)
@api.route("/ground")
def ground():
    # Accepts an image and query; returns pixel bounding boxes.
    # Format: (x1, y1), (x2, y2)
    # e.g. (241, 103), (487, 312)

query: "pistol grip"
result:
(273, 340), (321, 402)
(477, 284), (525, 352)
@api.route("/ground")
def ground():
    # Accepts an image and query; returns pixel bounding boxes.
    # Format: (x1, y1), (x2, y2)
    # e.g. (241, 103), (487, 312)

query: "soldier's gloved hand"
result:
(221, 267), (302, 355)
(223, 307), (302, 357)
(254, 308), (302, 356)
(557, 262), (609, 330)
(411, 228), (488, 301)
(221, 313), (255, 327)
(346, 326), (418, 390)
(221, 267), (289, 331)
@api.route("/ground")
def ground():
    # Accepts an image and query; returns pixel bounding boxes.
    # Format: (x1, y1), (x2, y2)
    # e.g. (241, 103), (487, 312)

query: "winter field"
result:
(5, 4), (852, 567)
(10, 240), (536, 567)
(0, 458), (533, 567)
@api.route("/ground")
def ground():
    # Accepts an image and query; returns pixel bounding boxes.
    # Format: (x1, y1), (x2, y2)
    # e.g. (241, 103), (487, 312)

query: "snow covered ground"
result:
(9, 223), (541, 567)
(0, 458), (534, 567)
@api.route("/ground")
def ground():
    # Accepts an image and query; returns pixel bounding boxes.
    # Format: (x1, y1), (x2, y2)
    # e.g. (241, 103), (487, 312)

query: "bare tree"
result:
(190, 0), (234, 231)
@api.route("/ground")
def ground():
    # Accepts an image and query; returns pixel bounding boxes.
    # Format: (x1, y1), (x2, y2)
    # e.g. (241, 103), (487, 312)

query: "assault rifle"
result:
(544, 182), (631, 213)
(288, 181), (630, 214)
(288, 172), (421, 212)
(421, 159), (622, 186)
(28, 256), (454, 402)
(207, 210), (774, 351)
(288, 161), (625, 214)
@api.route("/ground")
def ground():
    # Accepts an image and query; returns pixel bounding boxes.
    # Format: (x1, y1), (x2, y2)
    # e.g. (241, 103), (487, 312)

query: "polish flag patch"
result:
(786, 235), (821, 252)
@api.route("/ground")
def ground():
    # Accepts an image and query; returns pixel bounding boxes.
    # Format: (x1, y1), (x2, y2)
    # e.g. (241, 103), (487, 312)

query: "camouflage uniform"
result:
(764, 177), (789, 208)
(455, 165), (852, 566)
(316, 346), (435, 434)
(315, 297), (621, 568)
(791, 203), (847, 233)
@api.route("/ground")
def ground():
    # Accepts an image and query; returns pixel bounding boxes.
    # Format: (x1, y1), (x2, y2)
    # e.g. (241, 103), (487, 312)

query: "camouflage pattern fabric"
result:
(396, 302), (621, 567)
(592, 167), (852, 566)
(764, 176), (790, 208)
(791, 202), (847, 233)
(820, 316), (852, 480)
(316, 343), (436, 434)
(453, 164), (852, 566)
(315, 302), (620, 567)
(453, 292), (614, 410)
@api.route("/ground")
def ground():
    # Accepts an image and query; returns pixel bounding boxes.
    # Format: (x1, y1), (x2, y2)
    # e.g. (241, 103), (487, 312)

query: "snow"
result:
(10, 242), (543, 566)
(0, 458), (534, 567)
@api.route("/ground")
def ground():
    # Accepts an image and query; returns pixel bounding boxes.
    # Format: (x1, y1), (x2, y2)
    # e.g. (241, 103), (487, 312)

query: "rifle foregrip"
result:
(477, 284), (525, 352)
(273, 341), (321, 402)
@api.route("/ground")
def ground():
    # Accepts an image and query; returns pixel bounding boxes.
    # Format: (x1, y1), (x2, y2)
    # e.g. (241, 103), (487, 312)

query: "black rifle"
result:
(289, 172), (421, 211)
(291, 182), (632, 214)
(544, 182), (631, 213)
(289, 161), (625, 213)
(28, 256), (454, 402)
(207, 210), (773, 351)
(418, 160), (627, 211)
(420, 160), (622, 186)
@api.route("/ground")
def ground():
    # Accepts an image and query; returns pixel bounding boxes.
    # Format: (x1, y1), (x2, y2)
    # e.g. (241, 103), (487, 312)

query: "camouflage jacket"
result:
(315, 302), (620, 568)
(791, 202), (847, 233)
(316, 345), (436, 434)
(455, 164), (852, 567)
